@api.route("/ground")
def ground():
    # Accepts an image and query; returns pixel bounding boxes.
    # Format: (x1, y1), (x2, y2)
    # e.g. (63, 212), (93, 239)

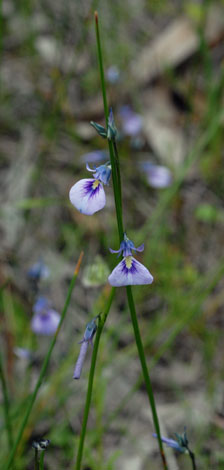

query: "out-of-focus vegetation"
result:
(1, 0), (224, 469)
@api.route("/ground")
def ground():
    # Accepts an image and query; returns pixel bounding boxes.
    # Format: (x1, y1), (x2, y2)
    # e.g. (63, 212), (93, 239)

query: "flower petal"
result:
(73, 341), (88, 379)
(69, 178), (106, 215)
(135, 243), (144, 253)
(108, 257), (153, 286)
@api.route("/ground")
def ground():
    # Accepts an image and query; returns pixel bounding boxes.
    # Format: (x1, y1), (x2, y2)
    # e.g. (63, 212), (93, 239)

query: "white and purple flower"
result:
(31, 296), (60, 336)
(108, 234), (153, 287)
(73, 317), (98, 379)
(69, 162), (111, 215)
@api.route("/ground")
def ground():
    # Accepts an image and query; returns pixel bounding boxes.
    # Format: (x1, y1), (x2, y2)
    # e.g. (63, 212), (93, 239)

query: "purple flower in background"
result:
(31, 296), (60, 335)
(27, 259), (50, 282)
(14, 347), (32, 360)
(69, 162), (111, 215)
(108, 234), (153, 287)
(106, 65), (120, 84)
(119, 105), (143, 137)
(73, 317), (98, 379)
(80, 150), (108, 164)
(140, 162), (172, 188)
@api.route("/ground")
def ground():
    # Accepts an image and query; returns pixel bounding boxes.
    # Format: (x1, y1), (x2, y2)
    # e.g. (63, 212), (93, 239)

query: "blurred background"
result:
(1, 0), (224, 469)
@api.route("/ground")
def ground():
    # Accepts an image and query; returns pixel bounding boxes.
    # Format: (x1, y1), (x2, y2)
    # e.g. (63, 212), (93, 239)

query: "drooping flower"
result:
(153, 429), (190, 455)
(32, 439), (50, 451)
(119, 105), (143, 137)
(73, 317), (98, 379)
(139, 162), (172, 188)
(69, 162), (111, 215)
(27, 259), (50, 282)
(108, 234), (153, 287)
(31, 296), (60, 335)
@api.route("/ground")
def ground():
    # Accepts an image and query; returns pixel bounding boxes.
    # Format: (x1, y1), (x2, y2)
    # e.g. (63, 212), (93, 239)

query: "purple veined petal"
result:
(73, 341), (88, 379)
(109, 247), (122, 256)
(135, 243), (144, 253)
(31, 309), (60, 335)
(69, 178), (106, 215)
(108, 256), (153, 287)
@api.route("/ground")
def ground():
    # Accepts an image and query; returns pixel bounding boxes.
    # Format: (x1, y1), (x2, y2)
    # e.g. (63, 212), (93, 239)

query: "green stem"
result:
(94, 11), (167, 469)
(188, 449), (197, 470)
(34, 449), (39, 470)
(94, 11), (124, 242)
(5, 252), (84, 470)
(39, 451), (45, 470)
(126, 287), (167, 469)
(0, 353), (13, 450)
(75, 287), (115, 470)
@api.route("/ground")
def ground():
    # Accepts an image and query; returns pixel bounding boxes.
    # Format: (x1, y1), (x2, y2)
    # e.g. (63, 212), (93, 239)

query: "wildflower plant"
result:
(71, 12), (168, 470)
(153, 429), (197, 470)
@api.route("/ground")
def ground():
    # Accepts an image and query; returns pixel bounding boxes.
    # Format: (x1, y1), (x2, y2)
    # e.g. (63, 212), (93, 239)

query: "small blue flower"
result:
(31, 296), (60, 336)
(108, 235), (153, 287)
(73, 317), (98, 379)
(69, 162), (111, 215)
(27, 260), (50, 282)
(153, 434), (186, 453)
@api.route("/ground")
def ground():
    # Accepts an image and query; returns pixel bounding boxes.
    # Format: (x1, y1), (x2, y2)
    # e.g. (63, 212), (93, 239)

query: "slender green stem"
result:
(75, 287), (115, 470)
(39, 451), (45, 470)
(0, 353), (13, 450)
(34, 449), (39, 470)
(126, 287), (167, 469)
(5, 252), (84, 470)
(94, 11), (167, 469)
(94, 12), (124, 242)
(188, 449), (197, 470)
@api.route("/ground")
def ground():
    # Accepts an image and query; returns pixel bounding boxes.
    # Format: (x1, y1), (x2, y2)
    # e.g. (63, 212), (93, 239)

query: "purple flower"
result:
(119, 105), (143, 137)
(108, 234), (153, 287)
(27, 260), (50, 282)
(153, 434), (185, 453)
(140, 162), (172, 188)
(69, 162), (111, 215)
(73, 317), (97, 379)
(31, 296), (60, 335)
